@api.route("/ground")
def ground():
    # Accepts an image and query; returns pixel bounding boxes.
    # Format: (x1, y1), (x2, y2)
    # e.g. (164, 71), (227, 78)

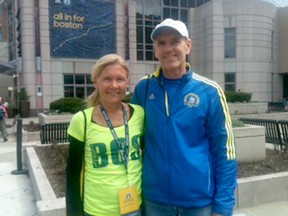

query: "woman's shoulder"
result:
(128, 103), (144, 119)
(71, 107), (93, 121)
(128, 103), (143, 111)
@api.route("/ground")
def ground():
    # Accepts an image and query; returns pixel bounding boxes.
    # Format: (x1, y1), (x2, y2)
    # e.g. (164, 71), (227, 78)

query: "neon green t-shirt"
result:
(68, 104), (144, 216)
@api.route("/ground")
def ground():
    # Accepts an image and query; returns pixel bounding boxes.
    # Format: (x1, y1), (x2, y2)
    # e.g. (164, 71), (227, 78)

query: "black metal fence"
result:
(279, 120), (288, 147)
(268, 102), (285, 112)
(239, 118), (288, 151)
(40, 122), (70, 144)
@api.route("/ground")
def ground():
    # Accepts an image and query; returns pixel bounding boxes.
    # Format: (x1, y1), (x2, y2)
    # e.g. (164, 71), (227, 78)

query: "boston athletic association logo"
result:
(184, 93), (200, 107)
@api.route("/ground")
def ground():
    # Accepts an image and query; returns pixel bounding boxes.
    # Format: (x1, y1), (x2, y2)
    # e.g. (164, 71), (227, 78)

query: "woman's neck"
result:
(94, 101), (128, 127)
(100, 101), (123, 114)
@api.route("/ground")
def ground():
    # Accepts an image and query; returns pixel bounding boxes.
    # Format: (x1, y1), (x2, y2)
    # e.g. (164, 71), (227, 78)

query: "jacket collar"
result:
(152, 63), (192, 82)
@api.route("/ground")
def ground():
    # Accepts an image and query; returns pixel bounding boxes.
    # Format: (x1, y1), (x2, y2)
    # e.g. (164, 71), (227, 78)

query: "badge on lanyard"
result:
(100, 104), (140, 215)
(100, 104), (130, 171)
(119, 185), (140, 215)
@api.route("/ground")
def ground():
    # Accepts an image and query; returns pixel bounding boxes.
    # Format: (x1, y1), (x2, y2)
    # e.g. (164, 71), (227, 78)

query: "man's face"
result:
(153, 29), (192, 74)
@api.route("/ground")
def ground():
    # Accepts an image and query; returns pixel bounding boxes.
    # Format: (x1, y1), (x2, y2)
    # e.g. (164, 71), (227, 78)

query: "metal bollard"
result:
(11, 118), (28, 175)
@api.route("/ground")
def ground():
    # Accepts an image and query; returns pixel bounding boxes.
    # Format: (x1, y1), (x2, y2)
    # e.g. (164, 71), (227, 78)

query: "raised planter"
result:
(25, 146), (65, 216)
(234, 125), (266, 162)
(38, 113), (73, 126)
(23, 124), (275, 215)
(20, 101), (30, 118)
(25, 145), (288, 214)
(228, 102), (268, 115)
(235, 172), (288, 209)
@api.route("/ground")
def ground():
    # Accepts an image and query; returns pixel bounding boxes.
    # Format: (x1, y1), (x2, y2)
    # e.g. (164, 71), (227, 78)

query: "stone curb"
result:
(25, 145), (288, 215)
(26, 146), (65, 216)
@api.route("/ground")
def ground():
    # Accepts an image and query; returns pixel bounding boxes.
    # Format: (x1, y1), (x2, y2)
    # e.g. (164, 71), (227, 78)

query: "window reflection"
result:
(136, 0), (212, 61)
(225, 73), (236, 92)
(225, 28), (236, 58)
(63, 74), (94, 98)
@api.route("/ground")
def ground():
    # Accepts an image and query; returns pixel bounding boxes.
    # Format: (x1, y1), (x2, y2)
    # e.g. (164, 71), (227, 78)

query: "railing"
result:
(278, 120), (288, 149)
(239, 118), (288, 151)
(268, 102), (285, 112)
(40, 122), (70, 144)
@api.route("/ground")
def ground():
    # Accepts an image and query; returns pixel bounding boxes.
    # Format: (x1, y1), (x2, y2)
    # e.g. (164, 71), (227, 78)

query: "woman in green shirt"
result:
(66, 54), (144, 216)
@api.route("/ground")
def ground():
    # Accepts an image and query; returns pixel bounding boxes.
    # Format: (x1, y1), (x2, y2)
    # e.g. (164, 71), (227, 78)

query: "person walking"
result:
(0, 97), (8, 142)
(66, 54), (145, 216)
(132, 18), (237, 216)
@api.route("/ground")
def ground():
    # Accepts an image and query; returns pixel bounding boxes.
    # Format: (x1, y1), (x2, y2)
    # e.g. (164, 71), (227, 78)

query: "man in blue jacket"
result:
(132, 18), (237, 216)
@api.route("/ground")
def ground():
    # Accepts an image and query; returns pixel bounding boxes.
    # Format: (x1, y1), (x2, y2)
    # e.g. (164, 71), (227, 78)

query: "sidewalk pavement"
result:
(1, 116), (288, 215)
(233, 201), (288, 216)
(0, 132), (37, 216)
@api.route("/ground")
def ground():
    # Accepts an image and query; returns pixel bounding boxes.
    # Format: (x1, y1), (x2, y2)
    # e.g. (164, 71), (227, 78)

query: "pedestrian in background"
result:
(66, 54), (144, 216)
(132, 18), (237, 216)
(0, 97), (8, 142)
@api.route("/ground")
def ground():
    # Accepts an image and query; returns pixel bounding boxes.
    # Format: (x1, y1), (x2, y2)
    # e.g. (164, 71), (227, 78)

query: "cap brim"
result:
(151, 26), (178, 41)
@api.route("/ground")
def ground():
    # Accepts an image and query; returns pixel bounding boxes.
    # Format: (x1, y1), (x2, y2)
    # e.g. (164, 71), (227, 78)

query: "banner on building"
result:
(49, 0), (115, 59)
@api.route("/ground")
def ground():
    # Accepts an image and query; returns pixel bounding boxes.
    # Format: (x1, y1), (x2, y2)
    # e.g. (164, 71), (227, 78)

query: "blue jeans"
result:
(144, 200), (212, 216)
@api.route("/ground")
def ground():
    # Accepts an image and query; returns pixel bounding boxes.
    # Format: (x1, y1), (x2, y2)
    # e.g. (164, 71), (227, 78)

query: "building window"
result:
(64, 74), (94, 98)
(136, 0), (162, 61)
(224, 28), (236, 58)
(136, 0), (210, 61)
(224, 73), (236, 92)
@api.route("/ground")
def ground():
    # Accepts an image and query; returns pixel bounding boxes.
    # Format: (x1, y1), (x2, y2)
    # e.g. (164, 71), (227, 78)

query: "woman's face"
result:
(94, 63), (128, 105)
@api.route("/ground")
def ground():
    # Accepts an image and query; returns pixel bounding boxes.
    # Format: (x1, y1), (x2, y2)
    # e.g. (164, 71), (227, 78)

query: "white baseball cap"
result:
(150, 18), (189, 42)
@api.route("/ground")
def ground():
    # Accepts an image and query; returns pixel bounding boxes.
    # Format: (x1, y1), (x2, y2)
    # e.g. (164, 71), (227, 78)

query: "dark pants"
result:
(0, 119), (8, 140)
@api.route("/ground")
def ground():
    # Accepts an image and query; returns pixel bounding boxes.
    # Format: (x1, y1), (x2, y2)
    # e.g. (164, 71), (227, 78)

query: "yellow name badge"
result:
(119, 185), (140, 215)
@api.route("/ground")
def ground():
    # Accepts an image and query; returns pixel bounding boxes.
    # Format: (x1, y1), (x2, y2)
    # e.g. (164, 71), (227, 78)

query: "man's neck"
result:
(162, 68), (187, 79)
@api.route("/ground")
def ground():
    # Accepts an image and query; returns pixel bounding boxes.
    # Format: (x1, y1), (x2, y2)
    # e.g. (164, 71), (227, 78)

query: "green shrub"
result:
(232, 119), (245, 127)
(225, 91), (252, 103)
(50, 97), (86, 114)
(18, 87), (30, 102)
(122, 92), (134, 103)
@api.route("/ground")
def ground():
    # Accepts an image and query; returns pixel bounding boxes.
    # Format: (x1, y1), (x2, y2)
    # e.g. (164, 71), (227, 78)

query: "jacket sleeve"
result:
(66, 135), (84, 216)
(207, 87), (237, 216)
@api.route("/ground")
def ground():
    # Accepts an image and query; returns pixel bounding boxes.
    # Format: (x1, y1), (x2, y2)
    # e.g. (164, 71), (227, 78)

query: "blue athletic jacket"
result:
(132, 65), (237, 216)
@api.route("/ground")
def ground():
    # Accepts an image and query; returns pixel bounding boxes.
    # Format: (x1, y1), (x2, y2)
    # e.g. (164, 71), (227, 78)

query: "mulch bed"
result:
(34, 144), (68, 198)
(35, 145), (288, 198)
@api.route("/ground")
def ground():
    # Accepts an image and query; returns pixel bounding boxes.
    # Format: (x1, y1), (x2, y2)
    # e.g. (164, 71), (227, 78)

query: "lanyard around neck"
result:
(99, 104), (130, 172)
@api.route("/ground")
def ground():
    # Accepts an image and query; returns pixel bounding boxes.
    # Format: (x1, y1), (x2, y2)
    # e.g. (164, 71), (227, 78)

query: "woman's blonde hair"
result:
(87, 54), (129, 107)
